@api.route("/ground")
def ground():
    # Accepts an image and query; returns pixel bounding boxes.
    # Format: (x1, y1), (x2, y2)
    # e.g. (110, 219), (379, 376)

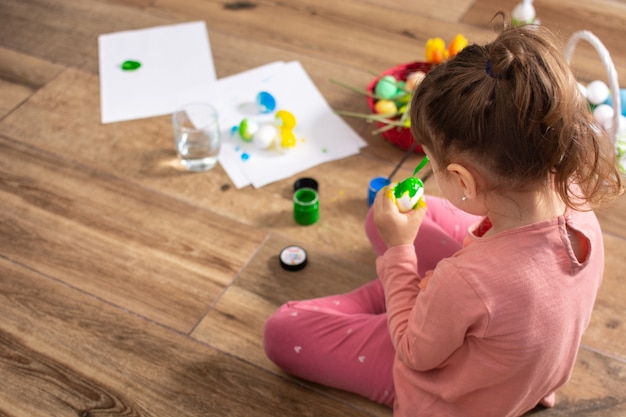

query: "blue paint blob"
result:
(256, 91), (276, 114)
(230, 125), (239, 136)
(241, 152), (250, 161)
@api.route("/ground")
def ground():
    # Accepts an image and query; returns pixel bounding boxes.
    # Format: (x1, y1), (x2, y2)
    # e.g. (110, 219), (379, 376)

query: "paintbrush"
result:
(411, 155), (429, 177)
(387, 144), (430, 182)
(387, 142), (417, 181)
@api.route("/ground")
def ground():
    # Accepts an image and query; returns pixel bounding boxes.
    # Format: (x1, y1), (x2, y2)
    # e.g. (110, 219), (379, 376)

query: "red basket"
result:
(366, 61), (433, 153)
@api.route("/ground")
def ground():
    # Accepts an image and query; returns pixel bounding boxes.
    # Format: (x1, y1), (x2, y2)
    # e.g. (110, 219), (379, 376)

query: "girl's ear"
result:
(447, 163), (478, 200)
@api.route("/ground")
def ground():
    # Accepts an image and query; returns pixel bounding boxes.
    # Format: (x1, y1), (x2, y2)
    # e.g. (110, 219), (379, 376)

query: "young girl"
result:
(263, 25), (623, 417)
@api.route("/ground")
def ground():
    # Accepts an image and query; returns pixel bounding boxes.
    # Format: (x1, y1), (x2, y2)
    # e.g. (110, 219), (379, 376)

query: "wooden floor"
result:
(1, 0), (625, 415)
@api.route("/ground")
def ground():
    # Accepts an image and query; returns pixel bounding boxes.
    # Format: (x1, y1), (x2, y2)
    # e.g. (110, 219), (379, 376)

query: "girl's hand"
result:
(372, 185), (427, 248)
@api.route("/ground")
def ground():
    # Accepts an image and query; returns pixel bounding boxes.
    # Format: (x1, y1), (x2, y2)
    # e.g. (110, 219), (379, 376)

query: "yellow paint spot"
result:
(330, 190), (345, 203)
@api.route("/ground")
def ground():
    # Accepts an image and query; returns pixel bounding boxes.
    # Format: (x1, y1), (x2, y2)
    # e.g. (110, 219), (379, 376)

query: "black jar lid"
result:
(279, 245), (308, 271)
(293, 177), (318, 192)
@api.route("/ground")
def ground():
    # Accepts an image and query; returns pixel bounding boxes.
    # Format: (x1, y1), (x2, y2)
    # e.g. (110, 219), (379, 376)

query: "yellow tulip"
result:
(448, 33), (468, 58)
(425, 37), (448, 64)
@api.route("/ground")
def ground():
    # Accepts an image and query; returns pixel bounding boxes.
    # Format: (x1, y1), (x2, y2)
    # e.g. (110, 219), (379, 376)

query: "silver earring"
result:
(461, 196), (468, 202)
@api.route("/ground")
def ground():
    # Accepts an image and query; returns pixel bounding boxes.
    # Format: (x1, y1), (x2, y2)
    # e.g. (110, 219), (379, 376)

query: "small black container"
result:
(293, 177), (318, 192)
(279, 245), (308, 271)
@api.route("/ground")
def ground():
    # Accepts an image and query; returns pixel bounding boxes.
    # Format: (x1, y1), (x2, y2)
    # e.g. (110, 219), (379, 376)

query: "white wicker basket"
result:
(563, 30), (625, 173)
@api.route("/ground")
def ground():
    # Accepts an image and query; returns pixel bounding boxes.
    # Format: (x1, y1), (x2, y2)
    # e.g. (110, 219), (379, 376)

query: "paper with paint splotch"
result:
(176, 61), (367, 189)
(98, 21), (216, 123)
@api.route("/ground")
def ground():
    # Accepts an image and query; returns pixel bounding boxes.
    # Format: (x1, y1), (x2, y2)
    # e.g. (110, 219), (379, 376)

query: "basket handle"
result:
(564, 30), (621, 143)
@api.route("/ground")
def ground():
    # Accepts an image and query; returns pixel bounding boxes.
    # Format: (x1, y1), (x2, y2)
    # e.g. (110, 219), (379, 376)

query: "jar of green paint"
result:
(293, 187), (319, 225)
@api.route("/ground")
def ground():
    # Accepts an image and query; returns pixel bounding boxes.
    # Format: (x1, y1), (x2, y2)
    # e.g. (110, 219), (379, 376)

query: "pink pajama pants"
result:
(263, 196), (480, 406)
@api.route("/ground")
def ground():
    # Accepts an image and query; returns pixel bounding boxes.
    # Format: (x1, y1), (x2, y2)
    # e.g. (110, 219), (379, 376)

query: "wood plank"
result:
(596, 196), (626, 240)
(152, 0), (498, 71)
(1, 1), (625, 415)
(191, 233), (378, 366)
(191, 233), (626, 416)
(99, 0), (155, 8)
(0, 0), (491, 77)
(191, 233), (390, 417)
(0, 47), (66, 118)
(0, 46), (65, 89)
(360, 0), (472, 22)
(0, 67), (437, 268)
(0, 79), (32, 119)
(582, 233), (626, 358)
(535, 347), (626, 416)
(463, 0), (626, 85)
(0, 258), (378, 417)
(0, 136), (268, 332)
(0, 0), (174, 74)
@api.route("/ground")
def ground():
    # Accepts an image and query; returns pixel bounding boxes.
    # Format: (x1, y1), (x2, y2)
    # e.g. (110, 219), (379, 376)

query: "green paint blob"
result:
(394, 177), (424, 199)
(121, 60), (142, 71)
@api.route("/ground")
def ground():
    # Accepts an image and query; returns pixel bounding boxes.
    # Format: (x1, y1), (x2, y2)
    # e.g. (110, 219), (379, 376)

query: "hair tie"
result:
(485, 59), (495, 78)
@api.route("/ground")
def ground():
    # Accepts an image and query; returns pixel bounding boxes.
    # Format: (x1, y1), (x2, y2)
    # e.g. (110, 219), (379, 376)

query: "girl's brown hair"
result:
(410, 25), (623, 209)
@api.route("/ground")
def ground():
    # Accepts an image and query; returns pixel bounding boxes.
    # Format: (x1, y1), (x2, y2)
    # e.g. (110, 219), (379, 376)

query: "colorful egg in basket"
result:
(366, 62), (433, 153)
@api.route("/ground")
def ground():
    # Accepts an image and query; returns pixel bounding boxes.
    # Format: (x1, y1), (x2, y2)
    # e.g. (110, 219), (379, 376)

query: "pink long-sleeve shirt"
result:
(376, 208), (603, 417)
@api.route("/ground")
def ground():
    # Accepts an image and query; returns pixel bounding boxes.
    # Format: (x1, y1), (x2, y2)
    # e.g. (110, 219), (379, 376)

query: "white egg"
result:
(586, 80), (609, 105)
(593, 104), (615, 130)
(406, 71), (426, 91)
(512, 2), (536, 25)
(253, 124), (277, 149)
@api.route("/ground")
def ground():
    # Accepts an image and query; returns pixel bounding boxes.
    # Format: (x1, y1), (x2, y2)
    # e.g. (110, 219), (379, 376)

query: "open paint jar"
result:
(368, 176), (391, 206)
(293, 187), (319, 225)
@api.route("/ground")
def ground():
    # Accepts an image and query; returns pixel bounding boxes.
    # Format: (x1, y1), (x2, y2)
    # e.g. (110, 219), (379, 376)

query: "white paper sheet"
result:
(176, 61), (367, 188)
(98, 21), (216, 124)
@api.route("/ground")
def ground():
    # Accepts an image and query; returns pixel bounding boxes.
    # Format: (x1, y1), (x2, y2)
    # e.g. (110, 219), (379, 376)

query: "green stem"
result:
(372, 123), (403, 134)
(330, 79), (376, 98)
(334, 110), (399, 121)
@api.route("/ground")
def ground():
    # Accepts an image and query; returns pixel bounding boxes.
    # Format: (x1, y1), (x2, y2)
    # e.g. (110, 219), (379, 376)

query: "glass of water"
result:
(172, 103), (221, 171)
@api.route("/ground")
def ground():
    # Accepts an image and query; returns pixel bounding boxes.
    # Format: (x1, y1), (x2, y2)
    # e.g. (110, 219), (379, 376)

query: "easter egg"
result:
(253, 124), (277, 149)
(275, 110), (297, 130)
(393, 177), (425, 213)
(374, 99), (398, 115)
(393, 88), (411, 104)
(256, 91), (277, 113)
(406, 71), (426, 91)
(511, 2), (536, 25)
(593, 104), (615, 130)
(586, 80), (609, 105)
(375, 75), (399, 99)
(238, 118), (259, 141)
